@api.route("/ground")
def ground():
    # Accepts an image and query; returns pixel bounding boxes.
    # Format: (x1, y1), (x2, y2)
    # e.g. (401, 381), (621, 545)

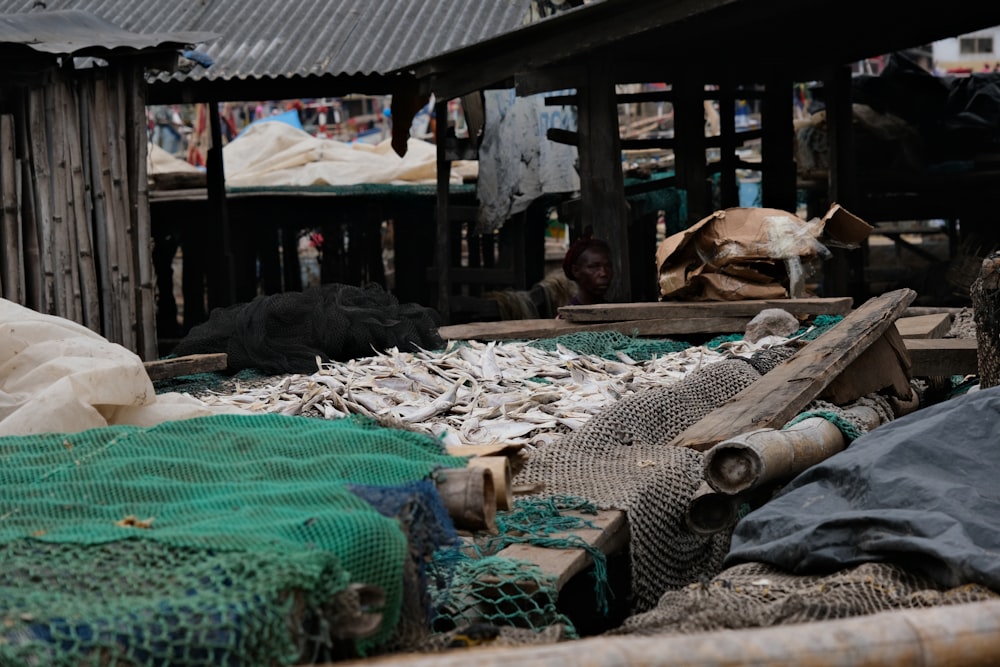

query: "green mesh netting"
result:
(430, 496), (611, 638)
(0, 413), (468, 665)
(529, 330), (690, 361)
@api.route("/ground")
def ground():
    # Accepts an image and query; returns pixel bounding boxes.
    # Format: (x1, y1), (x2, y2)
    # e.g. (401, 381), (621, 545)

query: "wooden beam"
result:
(486, 509), (628, 592)
(577, 57), (630, 302)
(904, 338), (978, 377)
(439, 316), (764, 341)
(144, 353), (228, 380)
(818, 325), (912, 404)
(668, 288), (917, 451)
(559, 297), (853, 323)
(894, 313), (952, 339)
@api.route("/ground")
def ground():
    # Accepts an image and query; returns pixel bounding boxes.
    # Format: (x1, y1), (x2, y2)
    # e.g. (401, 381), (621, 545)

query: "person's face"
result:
(572, 246), (613, 301)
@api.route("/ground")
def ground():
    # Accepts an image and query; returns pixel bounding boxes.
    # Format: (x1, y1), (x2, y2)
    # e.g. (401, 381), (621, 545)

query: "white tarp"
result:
(219, 121), (476, 188)
(476, 89), (580, 231)
(0, 299), (241, 437)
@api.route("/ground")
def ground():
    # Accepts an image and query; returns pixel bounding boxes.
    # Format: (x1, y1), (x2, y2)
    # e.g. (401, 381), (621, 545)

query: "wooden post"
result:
(64, 75), (101, 332)
(125, 62), (158, 360)
(760, 75), (796, 213)
(0, 114), (22, 302)
(577, 56), (630, 302)
(673, 75), (709, 225)
(107, 69), (137, 351)
(27, 85), (56, 314)
(434, 98), (452, 323)
(206, 100), (236, 310)
(824, 64), (861, 300)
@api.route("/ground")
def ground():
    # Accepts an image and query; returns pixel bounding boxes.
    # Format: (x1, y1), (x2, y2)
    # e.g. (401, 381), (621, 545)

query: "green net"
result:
(529, 330), (690, 361)
(0, 413), (468, 664)
(430, 495), (613, 639)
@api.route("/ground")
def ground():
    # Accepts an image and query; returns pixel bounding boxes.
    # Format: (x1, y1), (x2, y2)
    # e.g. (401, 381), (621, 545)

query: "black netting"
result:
(171, 284), (444, 374)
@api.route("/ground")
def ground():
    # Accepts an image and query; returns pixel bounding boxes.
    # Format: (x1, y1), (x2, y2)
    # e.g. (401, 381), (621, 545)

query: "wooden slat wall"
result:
(0, 63), (156, 359)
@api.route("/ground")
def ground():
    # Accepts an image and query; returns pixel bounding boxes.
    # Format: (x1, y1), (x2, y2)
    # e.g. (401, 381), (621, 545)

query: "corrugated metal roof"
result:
(0, 9), (213, 53)
(0, 0), (532, 82)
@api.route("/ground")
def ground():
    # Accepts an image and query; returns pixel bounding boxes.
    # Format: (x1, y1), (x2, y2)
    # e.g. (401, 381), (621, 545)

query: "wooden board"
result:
(441, 315), (774, 341)
(486, 509), (628, 592)
(558, 297), (853, 323)
(668, 288), (916, 451)
(904, 338), (979, 377)
(144, 353), (228, 380)
(895, 313), (952, 339)
(819, 325), (912, 404)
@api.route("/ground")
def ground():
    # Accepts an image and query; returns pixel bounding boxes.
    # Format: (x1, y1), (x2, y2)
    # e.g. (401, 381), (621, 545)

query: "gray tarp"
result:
(726, 385), (1000, 590)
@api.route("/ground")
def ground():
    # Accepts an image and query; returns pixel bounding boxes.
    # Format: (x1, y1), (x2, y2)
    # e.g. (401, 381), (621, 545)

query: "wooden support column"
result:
(577, 56), (630, 302)
(206, 101), (235, 309)
(434, 98), (452, 323)
(673, 76), (709, 224)
(825, 64), (865, 303)
(760, 76), (796, 212)
(717, 84), (740, 209)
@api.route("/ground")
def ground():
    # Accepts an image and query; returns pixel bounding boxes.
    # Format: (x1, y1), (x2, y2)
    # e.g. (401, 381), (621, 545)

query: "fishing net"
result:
(170, 283), (444, 375)
(414, 496), (602, 651)
(612, 561), (1000, 636)
(0, 413), (468, 665)
(512, 346), (800, 613)
(529, 330), (691, 361)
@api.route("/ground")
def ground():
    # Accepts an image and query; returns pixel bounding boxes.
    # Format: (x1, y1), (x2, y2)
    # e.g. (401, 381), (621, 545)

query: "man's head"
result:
(563, 236), (613, 304)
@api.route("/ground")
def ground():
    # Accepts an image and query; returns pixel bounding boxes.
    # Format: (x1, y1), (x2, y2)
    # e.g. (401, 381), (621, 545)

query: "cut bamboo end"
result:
(466, 456), (513, 511)
(433, 466), (497, 534)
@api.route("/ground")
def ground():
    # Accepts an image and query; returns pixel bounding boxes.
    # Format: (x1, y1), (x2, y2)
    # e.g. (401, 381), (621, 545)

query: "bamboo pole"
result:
(65, 74), (101, 331)
(47, 74), (78, 321)
(89, 73), (122, 343)
(124, 62), (157, 360)
(27, 85), (56, 313)
(16, 92), (41, 311)
(703, 406), (882, 495)
(466, 456), (513, 511)
(332, 599), (1000, 667)
(432, 466), (497, 534)
(108, 67), (136, 351)
(685, 481), (737, 535)
(0, 114), (21, 302)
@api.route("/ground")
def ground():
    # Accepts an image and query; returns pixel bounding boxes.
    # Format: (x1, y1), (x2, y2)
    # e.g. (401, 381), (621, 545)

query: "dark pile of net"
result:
(0, 413), (470, 665)
(170, 283), (444, 374)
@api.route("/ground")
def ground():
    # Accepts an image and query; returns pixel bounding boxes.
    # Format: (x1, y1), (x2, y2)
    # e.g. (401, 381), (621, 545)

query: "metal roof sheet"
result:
(0, 0), (532, 82)
(0, 9), (213, 54)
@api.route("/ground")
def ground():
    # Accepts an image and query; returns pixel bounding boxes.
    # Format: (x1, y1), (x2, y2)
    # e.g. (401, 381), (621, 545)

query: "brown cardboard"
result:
(657, 203), (873, 301)
(821, 202), (875, 247)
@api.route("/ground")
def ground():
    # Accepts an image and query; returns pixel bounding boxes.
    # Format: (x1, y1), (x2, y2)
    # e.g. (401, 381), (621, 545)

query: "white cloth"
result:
(0, 299), (241, 436)
(219, 121), (475, 188)
(476, 89), (580, 231)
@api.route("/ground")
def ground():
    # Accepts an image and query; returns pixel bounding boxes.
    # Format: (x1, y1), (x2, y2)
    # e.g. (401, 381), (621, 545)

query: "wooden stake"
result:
(27, 85), (56, 313)
(0, 114), (21, 302)
(64, 74), (101, 331)
(125, 62), (157, 360)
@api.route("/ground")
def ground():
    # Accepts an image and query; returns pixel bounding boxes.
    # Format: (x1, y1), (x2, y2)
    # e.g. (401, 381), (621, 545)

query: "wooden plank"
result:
(669, 288), (917, 451)
(559, 297), (854, 323)
(438, 316), (756, 341)
(819, 325), (912, 404)
(904, 338), (978, 377)
(488, 509), (628, 592)
(895, 313), (952, 339)
(144, 353), (228, 380)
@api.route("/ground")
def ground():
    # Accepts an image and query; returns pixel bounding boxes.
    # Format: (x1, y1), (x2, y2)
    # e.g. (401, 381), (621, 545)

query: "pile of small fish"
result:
(197, 337), (787, 449)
